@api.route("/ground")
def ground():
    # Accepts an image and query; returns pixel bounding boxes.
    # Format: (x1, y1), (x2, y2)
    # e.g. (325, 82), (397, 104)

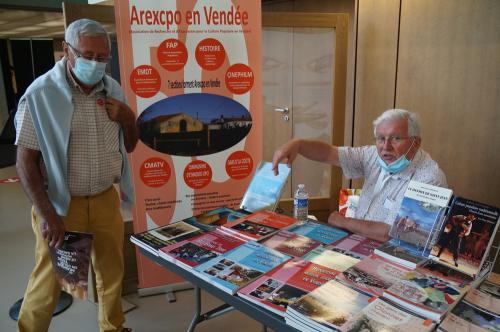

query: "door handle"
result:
(274, 107), (289, 114)
(274, 107), (290, 122)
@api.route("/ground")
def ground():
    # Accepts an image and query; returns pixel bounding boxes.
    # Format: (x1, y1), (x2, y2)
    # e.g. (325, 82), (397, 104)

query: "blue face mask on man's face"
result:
(71, 56), (106, 86)
(377, 138), (415, 174)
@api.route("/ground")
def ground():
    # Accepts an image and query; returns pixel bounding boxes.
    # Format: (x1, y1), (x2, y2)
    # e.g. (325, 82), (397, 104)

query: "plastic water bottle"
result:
(294, 184), (309, 224)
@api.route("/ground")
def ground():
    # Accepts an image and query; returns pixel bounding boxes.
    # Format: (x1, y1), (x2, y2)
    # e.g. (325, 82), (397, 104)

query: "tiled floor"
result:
(0, 166), (265, 332)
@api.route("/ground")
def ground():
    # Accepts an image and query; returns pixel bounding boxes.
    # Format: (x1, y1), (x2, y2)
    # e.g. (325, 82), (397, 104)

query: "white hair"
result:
(65, 18), (110, 49)
(373, 109), (421, 137)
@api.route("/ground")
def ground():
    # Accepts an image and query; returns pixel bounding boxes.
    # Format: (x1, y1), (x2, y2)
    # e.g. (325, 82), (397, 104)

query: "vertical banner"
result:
(115, 1), (262, 289)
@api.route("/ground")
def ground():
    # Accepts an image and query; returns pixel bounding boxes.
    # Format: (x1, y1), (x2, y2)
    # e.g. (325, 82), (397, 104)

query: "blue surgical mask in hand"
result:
(72, 57), (106, 85)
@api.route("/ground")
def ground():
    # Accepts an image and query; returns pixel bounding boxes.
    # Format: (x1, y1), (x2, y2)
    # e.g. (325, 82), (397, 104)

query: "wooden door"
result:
(262, 13), (348, 220)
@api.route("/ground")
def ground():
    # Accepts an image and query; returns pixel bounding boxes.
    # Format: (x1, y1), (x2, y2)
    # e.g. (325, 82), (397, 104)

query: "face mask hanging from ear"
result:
(377, 138), (416, 174)
(71, 57), (106, 86)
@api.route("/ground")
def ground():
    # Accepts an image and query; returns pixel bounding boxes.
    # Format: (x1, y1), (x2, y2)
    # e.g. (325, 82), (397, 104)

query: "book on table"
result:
(327, 233), (382, 260)
(194, 240), (292, 295)
(260, 230), (322, 258)
(130, 220), (204, 256)
(158, 229), (246, 270)
(428, 196), (500, 278)
(287, 221), (349, 245)
(438, 294), (500, 332)
(375, 180), (453, 269)
(382, 260), (474, 322)
(49, 231), (93, 300)
(301, 246), (361, 273)
(239, 161), (291, 213)
(220, 210), (298, 241)
(340, 297), (436, 332)
(285, 279), (372, 332)
(237, 258), (341, 316)
(336, 253), (412, 297)
(183, 206), (249, 231)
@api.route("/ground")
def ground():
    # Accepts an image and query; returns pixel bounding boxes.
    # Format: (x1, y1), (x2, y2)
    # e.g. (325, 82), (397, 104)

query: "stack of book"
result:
(438, 272), (500, 331)
(220, 210), (298, 241)
(285, 280), (372, 332)
(158, 229), (246, 270)
(193, 240), (292, 294)
(128, 177), (499, 330)
(237, 258), (341, 316)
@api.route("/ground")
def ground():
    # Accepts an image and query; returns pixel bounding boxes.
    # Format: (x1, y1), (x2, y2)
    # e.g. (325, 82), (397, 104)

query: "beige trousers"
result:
(18, 186), (125, 332)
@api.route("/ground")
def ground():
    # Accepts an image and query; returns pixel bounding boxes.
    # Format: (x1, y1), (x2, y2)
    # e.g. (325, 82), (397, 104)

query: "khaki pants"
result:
(18, 186), (125, 332)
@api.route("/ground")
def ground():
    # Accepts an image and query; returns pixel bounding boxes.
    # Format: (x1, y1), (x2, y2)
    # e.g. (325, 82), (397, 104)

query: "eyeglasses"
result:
(66, 42), (111, 63)
(374, 136), (411, 145)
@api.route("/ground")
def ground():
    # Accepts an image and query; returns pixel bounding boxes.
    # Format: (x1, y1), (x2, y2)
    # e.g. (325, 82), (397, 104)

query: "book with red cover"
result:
(158, 229), (245, 270)
(220, 210), (298, 241)
(327, 233), (382, 260)
(238, 258), (342, 316)
(336, 254), (411, 297)
(261, 230), (321, 258)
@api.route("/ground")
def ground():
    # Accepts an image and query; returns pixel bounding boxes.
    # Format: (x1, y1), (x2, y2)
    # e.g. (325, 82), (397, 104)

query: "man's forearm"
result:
(328, 211), (391, 242)
(16, 149), (58, 221)
(342, 218), (391, 242)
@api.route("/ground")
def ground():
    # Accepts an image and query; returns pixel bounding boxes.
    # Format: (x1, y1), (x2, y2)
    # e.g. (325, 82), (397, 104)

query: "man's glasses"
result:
(374, 136), (411, 145)
(66, 42), (111, 63)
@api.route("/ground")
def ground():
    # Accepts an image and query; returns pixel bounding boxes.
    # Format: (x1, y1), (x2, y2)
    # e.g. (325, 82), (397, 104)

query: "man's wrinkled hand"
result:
(40, 216), (65, 248)
(105, 96), (134, 125)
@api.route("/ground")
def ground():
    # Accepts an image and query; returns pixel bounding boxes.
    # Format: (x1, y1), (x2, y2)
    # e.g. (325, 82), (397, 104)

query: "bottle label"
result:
(294, 198), (308, 208)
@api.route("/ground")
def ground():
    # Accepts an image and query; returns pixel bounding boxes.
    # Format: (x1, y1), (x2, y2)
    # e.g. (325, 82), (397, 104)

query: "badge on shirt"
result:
(96, 98), (105, 106)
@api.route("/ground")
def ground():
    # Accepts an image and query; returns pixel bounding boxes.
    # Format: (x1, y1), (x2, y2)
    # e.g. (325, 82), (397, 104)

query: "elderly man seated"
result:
(272, 109), (447, 242)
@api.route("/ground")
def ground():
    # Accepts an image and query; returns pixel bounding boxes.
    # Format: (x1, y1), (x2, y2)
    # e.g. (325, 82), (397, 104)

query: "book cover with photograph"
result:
(221, 210), (298, 241)
(438, 300), (500, 332)
(130, 220), (203, 256)
(340, 298), (436, 332)
(159, 229), (245, 269)
(382, 260), (473, 321)
(389, 180), (452, 251)
(286, 280), (371, 331)
(287, 221), (349, 245)
(49, 231), (93, 300)
(374, 238), (429, 269)
(184, 206), (249, 231)
(327, 233), (382, 260)
(301, 246), (361, 273)
(261, 230), (321, 258)
(237, 258), (340, 316)
(429, 197), (500, 277)
(194, 241), (291, 294)
(337, 254), (411, 297)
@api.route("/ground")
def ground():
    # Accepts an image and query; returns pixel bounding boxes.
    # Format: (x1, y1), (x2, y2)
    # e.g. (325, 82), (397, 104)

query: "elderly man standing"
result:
(15, 19), (137, 332)
(272, 109), (447, 242)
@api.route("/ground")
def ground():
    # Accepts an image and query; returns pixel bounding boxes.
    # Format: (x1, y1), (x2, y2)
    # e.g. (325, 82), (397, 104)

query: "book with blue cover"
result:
(287, 221), (349, 245)
(240, 162), (290, 213)
(194, 240), (292, 294)
(375, 180), (453, 268)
